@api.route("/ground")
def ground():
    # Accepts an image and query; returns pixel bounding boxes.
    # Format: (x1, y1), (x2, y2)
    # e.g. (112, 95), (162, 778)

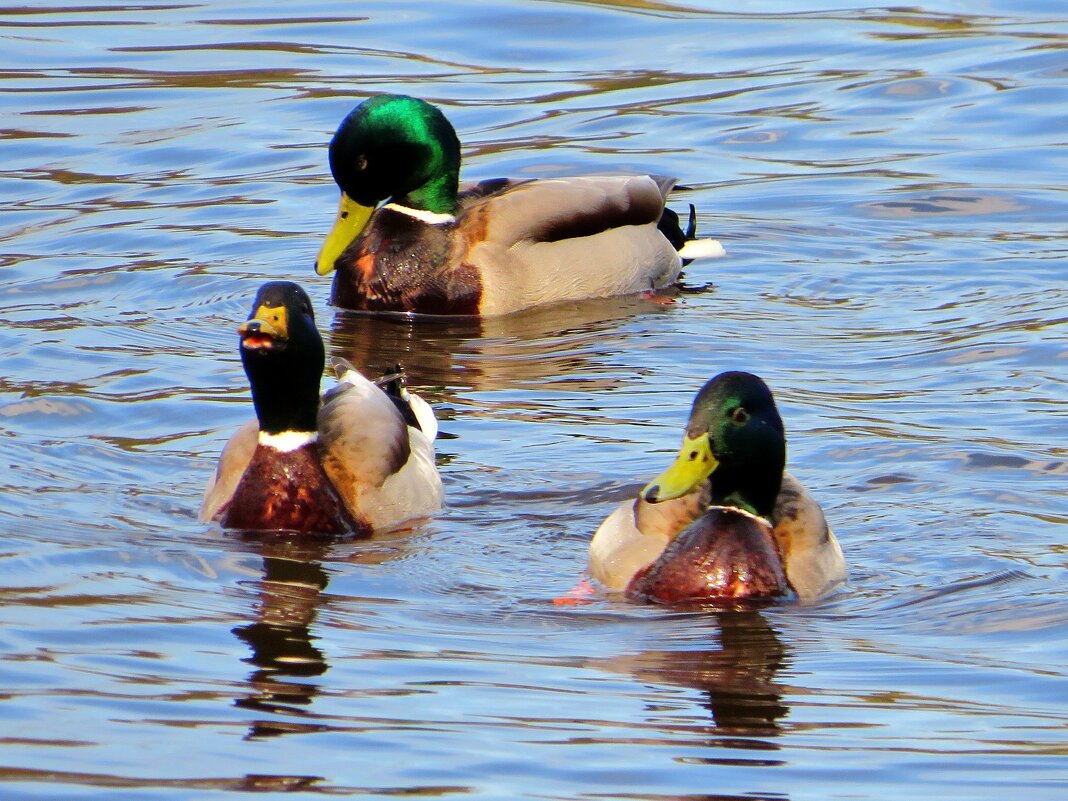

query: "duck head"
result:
(642, 371), (786, 521)
(315, 94), (462, 276)
(239, 281), (324, 435)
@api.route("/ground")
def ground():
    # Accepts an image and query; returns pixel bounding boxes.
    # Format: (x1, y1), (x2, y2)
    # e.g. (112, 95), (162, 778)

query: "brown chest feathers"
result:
(330, 207), (483, 314)
(627, 508), (790, 605)
(220, 442), (370, 537)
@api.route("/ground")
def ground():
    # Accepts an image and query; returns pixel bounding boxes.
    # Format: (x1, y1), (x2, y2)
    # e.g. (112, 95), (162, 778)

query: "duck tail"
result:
(375, 363), (439, 441)
(684, 203), (697, 240)
(320, 357), (367, 404)
(373, 363), (407, 396)
(659, 203), (726, 265)
(331, 356), (358, 380)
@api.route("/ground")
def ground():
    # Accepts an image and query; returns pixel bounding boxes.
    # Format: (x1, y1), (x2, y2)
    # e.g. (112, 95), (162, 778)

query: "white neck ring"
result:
(258, 430), (318, 452)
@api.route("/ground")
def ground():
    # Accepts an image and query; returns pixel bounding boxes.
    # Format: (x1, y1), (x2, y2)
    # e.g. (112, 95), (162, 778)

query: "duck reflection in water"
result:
(231, 535), (333, 739)
(699, 611), (788, 737)
(328, 291), (685, 397)
(598, 610), (789, 739)
(230, 529), (426, 739)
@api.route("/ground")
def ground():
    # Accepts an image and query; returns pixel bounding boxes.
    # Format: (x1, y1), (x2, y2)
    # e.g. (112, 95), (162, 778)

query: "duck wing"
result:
(772, 473), (846, 600)
(199, 418), (258, 522)
(457, 177), (532, 206)
(319, 359), (444, 531)
(374, 364), (438, 441)
(462, 175), (687, 314)
(468, 174), (671, 246)
(588, 479), (710, 591)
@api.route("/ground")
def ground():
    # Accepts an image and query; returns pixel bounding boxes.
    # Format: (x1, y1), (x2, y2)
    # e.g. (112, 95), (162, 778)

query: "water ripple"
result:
(1, 2), (1066, 799)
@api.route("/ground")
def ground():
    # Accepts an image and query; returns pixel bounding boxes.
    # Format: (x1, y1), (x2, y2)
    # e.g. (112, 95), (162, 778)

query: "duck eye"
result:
(355, 154), (368, 171)
(731, 407), (750, 425)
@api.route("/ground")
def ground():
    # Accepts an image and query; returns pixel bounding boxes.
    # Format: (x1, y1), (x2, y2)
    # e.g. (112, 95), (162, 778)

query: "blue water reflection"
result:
(0, 1), (1065, 799)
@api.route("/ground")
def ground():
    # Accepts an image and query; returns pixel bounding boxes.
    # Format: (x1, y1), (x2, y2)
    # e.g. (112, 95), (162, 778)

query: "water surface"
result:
(0, 2), (1066, 799)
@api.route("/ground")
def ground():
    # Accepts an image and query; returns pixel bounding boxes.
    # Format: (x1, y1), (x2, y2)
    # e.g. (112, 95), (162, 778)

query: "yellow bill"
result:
(239, 303), (288, 339)
(314, 192), (376, 276)
(641, 434), (718, 503)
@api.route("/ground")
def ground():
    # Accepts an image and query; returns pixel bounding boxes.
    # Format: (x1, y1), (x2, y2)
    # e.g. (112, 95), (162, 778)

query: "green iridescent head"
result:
(643, 371), (787, 519)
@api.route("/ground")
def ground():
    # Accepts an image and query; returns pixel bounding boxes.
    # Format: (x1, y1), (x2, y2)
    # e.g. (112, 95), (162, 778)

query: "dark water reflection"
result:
(232, 539), (332, 738)
(603, 612), (790, 739)
(1, 1), (1067, 799)
(329, 292), (675, 394)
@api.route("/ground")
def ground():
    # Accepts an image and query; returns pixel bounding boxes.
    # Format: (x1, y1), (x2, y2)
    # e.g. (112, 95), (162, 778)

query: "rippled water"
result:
(1, 1), (1066, 798)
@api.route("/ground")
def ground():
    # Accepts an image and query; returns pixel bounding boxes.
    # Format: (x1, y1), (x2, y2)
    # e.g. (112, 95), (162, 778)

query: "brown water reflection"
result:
(328, 292), (678, 393)
(232, 538), (332, 739)
(229, 529), (430, 741)
(593, 612), (789, 741)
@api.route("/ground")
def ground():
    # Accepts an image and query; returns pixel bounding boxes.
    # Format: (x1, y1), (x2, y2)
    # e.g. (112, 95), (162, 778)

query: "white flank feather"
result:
(404, 390), (438, 441)
(677, 237), (726, 261)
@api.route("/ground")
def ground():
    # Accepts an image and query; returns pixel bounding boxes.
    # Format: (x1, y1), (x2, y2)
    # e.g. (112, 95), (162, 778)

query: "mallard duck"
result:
(314, 94), (725, 316)
(200, 281), (444, 535)
(588, 371), (845, 603)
